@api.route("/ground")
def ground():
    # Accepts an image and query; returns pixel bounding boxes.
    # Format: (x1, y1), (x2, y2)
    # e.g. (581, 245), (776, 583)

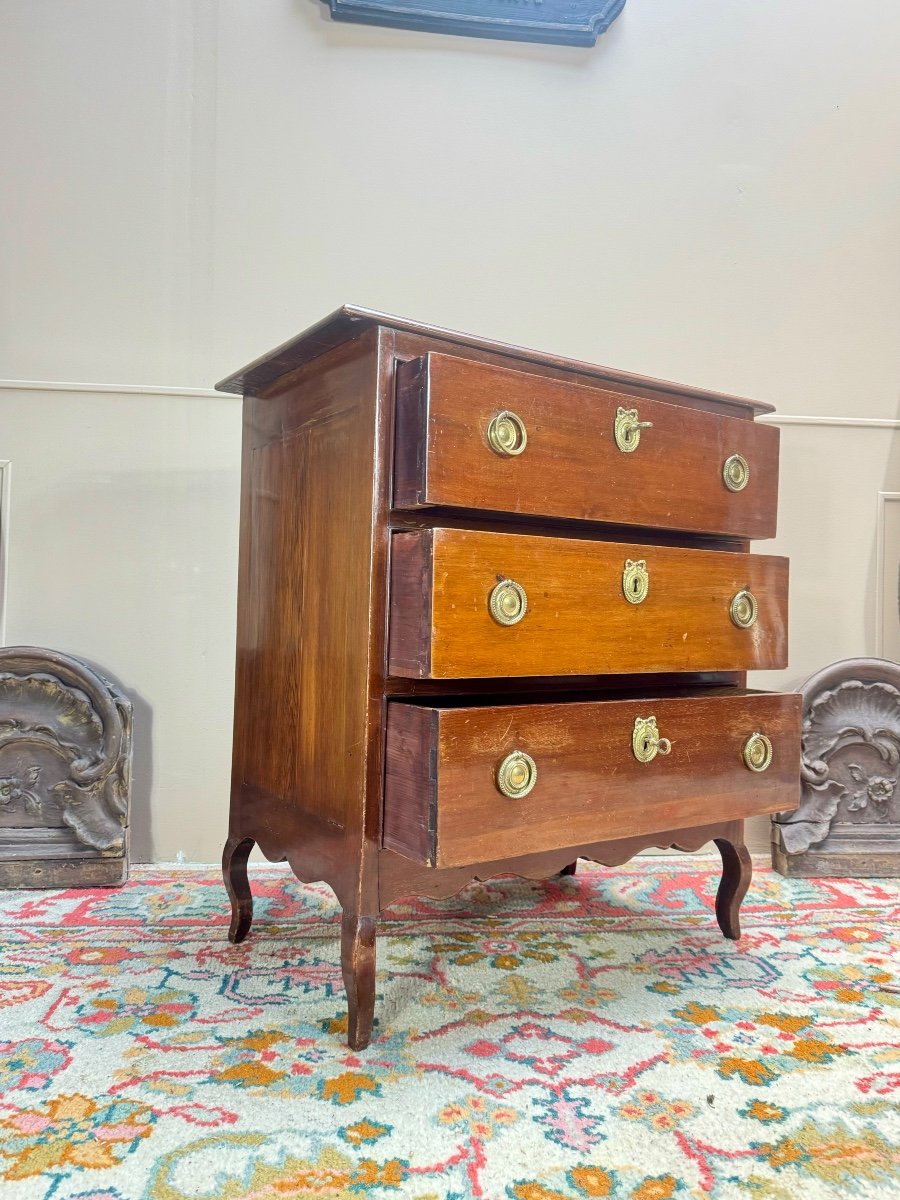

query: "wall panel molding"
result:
(762, 415), (900, 429)
(3, 381), (898, 425)
(0, 380), (228, 399)
(0, 461), (10, 646)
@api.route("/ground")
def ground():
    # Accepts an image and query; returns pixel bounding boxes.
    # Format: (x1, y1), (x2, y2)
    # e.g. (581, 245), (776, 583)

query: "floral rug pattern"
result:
(0, 862), (898, 1199)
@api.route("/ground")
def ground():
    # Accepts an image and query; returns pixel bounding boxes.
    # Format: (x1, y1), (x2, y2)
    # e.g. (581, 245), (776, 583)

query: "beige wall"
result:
(1, 1), (899, 860)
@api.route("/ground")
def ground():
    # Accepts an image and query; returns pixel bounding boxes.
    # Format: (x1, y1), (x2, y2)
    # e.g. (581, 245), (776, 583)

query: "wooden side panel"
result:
(388, 528), (789, 679)
(383, 703), (438, 863)
(382, 691), (801, 868)
(392, 354), (780, 539)
(229, 336), (380, 868)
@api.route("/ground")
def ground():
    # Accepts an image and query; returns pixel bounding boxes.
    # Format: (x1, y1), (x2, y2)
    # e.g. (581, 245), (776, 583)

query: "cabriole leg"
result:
(341, 912), (377, 1051)
(222, 836), (255, 944)
(713, 831), (752, 940)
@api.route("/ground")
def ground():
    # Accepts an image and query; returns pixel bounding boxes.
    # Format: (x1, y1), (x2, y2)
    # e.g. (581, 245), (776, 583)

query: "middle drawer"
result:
(388, 528), (788, 678)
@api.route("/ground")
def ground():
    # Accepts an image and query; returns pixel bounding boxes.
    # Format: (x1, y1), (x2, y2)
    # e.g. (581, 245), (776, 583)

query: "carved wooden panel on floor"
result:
(0, 647), (131, 888)
(772, 658), (900, 877)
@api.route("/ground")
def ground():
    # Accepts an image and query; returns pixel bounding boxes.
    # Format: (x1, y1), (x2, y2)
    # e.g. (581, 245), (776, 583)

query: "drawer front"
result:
(383, 691), (801, 867)
(393, 354), (779, 540)
(389, 528), (788, 679)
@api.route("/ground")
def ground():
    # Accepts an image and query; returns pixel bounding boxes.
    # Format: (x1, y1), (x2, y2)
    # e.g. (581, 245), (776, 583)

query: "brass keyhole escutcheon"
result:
(632, 715), (672, 764)
(614, 406), (653, 453)
(487, 410), (528, 457)
(743, 732), (773, 772)
(489, 579), (528, 626)
(730, 589), (758, 629)
(623, 559), (649, 605)
(496, 750), (537, 798)
(723, 453), (750, 492)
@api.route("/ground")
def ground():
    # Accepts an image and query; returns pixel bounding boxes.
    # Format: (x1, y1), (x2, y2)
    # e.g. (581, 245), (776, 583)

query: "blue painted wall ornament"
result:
(325, 0), (626, 46)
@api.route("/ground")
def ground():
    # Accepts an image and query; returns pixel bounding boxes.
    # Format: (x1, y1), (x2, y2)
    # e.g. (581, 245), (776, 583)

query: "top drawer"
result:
(393, 354), (779, 540)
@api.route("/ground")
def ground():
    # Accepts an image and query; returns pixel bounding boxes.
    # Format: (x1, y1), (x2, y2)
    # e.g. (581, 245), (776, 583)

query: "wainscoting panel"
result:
(878, 492), (900, 662)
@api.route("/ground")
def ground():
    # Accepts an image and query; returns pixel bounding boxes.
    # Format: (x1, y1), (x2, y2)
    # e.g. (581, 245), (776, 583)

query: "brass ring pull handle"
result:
(743, 732), (773, 772)
(487, 410), (528, 457)
(632, 715), (672, 764)
(622, 559), (649, 604)
(615, 406), (653, 453)
(730, 589), (758, 629)
(496, 750), (537, 798)
(723, 453), (750, 492)
(489, 579), (528, 626)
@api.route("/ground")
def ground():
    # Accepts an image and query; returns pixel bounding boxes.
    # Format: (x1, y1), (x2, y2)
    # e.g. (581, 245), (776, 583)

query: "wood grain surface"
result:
(394, 353), (780, 539)
(383, 691), (801, 867)
(229, 332), (384, 913)
(388, 527), (788, 678)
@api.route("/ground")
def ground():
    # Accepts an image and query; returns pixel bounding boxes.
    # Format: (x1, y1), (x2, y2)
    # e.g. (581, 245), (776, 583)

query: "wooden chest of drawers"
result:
(218, 306), (801, 1050)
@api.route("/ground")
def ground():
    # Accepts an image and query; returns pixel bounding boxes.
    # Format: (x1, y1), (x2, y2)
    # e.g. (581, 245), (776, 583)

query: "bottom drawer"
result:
(383, 690), (800, 867)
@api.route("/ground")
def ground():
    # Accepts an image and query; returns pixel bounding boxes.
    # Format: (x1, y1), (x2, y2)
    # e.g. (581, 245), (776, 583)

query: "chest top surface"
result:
(215, 304), (775, 418)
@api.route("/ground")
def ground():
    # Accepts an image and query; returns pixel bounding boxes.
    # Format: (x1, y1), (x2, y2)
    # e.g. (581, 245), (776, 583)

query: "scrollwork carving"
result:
(772, 659), (900, 871)
(0, 647), (132, 886)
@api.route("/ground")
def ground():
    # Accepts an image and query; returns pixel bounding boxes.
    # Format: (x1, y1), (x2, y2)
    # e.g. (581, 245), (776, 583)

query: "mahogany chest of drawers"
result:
(218, 307), (801, 1050)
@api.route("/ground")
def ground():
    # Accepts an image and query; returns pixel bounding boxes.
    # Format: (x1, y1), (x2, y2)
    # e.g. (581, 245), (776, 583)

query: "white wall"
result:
(1, 0), (899, 860)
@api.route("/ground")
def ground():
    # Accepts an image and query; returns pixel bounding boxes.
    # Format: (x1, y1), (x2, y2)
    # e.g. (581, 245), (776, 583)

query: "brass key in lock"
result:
(615, 407), (653, 453)
(632, 715), (672, 763)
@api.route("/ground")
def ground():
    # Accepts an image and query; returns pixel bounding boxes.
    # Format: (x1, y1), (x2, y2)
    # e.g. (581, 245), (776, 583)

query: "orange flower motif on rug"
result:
(0, 1094), (154, 1181)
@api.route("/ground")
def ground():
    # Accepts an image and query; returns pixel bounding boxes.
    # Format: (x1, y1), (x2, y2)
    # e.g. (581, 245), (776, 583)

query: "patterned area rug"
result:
(0, 862), (898, 1200)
